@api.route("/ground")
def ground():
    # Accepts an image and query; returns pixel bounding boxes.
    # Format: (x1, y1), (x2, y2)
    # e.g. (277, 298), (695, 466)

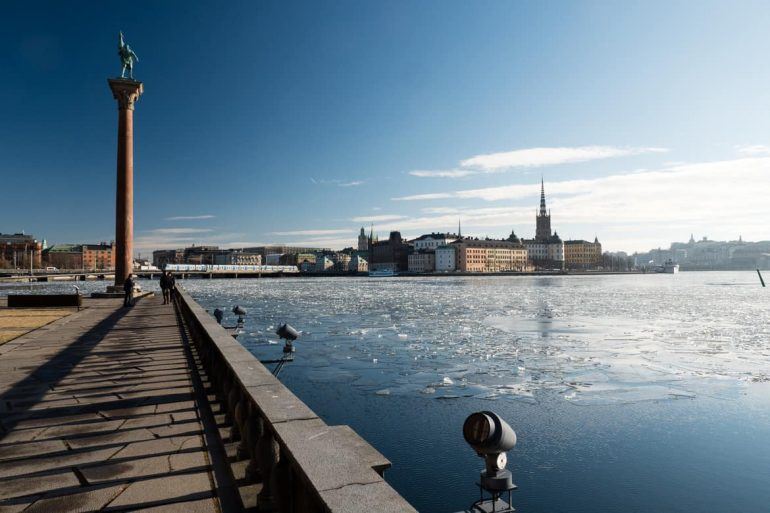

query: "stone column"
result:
(108, 79), (143, 287)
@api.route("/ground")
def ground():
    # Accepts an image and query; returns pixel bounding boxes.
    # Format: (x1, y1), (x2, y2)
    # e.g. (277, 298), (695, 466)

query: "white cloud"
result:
(133, 230), (245, 252)
(408, 146), (667, 179)
(735, 145), (770, 156)
(279, 237), (351, 248)
(351, 214), (407, 223)
(409, 169), (477, 178)
(460, 146), (668, 171)
(269, 229), (353, 236)
(388, 156), (770, 251)
(392, 192), (454, 201)
(421, 207), (460, 214)
(164, 215), (215, 221)
(311, 178), (365, 187)
(149, 228), (213, 235)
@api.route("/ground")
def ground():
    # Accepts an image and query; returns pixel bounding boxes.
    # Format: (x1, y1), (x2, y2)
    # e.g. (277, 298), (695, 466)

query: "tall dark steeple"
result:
(535, 177), (552, 241)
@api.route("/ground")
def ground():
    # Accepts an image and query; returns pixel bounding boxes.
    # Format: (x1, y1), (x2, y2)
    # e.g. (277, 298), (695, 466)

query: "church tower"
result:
(535, 177), (552, 240)
(357, 227), (368, 251)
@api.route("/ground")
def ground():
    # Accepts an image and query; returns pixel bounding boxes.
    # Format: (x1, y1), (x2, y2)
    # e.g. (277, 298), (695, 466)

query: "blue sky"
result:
(3, 0), (770, 254)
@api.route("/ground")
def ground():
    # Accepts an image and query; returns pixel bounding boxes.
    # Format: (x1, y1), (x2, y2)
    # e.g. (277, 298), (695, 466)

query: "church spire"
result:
(458, 218), (462, 238)
(535, 177), (552, 241)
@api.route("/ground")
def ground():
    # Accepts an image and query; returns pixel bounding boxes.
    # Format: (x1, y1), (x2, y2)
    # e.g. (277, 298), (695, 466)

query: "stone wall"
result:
(175, 287), (417, 512)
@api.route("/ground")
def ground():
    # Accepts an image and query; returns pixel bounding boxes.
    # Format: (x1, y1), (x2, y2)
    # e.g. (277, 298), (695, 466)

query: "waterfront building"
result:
(349, 255), (368, 273)
(277, 252), (315, 266)
(183, 245), (223, 265)
(265, 253), (283, 265)
(315, 256), (334, 272)
(564, 238), (602, 269)
(411, 233), (458, 252)
(408, 250), (435, 273)
(42, 242), (115, 270)
(332, 253), (352, 272)
(43, 244), (83, 269)
(522, 236), (565, 268)
(214, 251), (262, 266)
(152, 248), (184, 268)
(520, 179), (565, 270)
(634, 235), (770, 270)
(244, 245), (332, 260)
(357, 227), (369, 251)
(296, 253), (317, 267)
(435, 244), (457, 272)
(82, 242), (115, 270)
(455, 238), (528, 272)
(0, 232), (43, 269)
(370, 231), (411, 272)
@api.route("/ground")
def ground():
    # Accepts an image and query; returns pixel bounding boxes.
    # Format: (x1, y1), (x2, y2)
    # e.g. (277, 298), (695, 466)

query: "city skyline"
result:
(3, 1), (770, 253)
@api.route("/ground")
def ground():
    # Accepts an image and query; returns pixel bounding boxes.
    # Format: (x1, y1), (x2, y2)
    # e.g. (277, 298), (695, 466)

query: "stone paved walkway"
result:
(0, 296), (234, 512)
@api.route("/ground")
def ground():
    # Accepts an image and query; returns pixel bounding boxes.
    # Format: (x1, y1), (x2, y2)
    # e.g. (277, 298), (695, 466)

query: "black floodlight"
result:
(463, 411), (517, 456)
(232, 305), (246, 316)
(463, 411), (517, 497)
(213, 308), (224, 324)
(276, 323), (299, 341)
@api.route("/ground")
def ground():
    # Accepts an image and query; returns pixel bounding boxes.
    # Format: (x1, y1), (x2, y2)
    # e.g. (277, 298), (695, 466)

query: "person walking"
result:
(159, 271), (170, 304)
(168, 272), (176, 303)
(123, 274), (135, 307)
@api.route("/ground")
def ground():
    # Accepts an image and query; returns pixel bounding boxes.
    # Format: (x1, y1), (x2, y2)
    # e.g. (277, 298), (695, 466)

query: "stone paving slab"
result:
(0, 297), (226, 512)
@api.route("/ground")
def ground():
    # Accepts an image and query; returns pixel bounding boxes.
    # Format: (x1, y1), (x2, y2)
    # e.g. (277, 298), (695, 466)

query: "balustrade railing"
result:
(175, 286), (417, 513)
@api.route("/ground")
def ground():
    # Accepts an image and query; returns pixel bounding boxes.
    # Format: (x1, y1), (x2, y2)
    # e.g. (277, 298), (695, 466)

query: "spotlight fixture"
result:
(461, 411), (518, 513)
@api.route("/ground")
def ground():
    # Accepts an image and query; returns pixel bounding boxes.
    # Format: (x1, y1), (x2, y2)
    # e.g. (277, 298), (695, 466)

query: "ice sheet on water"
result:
(183, 273), (770, 405)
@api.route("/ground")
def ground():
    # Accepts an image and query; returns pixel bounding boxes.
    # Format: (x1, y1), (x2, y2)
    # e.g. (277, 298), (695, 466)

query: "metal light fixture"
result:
(461, 411), (518, 513)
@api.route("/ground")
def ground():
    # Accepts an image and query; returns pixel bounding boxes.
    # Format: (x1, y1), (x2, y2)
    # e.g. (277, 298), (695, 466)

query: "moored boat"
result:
(655, 259), (679, 273)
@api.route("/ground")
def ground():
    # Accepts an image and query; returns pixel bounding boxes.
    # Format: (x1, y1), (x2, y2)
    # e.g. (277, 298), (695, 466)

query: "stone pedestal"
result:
(108, 78), (143, 287)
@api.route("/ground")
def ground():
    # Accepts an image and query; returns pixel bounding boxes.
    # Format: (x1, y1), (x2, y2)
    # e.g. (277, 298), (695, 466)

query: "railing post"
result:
(273, 451), (292, 512)
(244, 403), (261, 481)
(223, 373), (237, 425)
(257, 417), (279, 511)
(229, 386), (242, 442)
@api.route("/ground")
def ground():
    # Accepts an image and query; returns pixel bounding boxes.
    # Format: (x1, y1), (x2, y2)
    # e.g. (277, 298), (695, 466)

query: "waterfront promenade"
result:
(0, 293), (415, 512)
(0, 296), (234, 512)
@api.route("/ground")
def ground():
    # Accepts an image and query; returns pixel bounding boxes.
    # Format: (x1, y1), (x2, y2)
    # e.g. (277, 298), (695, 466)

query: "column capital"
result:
(108, 78), (144, 111)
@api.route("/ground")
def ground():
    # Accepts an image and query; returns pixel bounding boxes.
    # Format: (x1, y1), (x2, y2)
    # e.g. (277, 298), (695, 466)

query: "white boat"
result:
(655, 259), (679, 274)
(369, 269), (397, 277)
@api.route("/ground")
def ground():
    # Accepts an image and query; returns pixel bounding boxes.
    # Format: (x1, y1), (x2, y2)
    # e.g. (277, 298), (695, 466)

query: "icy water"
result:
(7, 273), (770, 512)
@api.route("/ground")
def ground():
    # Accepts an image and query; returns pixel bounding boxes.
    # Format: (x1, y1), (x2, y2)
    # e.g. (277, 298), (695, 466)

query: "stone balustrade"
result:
(174, 286), (418, 513)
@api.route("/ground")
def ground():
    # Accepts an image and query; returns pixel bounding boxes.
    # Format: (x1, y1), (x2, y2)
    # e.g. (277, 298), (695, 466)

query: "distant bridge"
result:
(0, 268), (299, 283)
(0, 270), (115, 283)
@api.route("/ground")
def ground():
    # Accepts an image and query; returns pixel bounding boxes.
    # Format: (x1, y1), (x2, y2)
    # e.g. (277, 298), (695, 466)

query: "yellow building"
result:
(564, 238), (602, 269)
(456, 239), (529, 272)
